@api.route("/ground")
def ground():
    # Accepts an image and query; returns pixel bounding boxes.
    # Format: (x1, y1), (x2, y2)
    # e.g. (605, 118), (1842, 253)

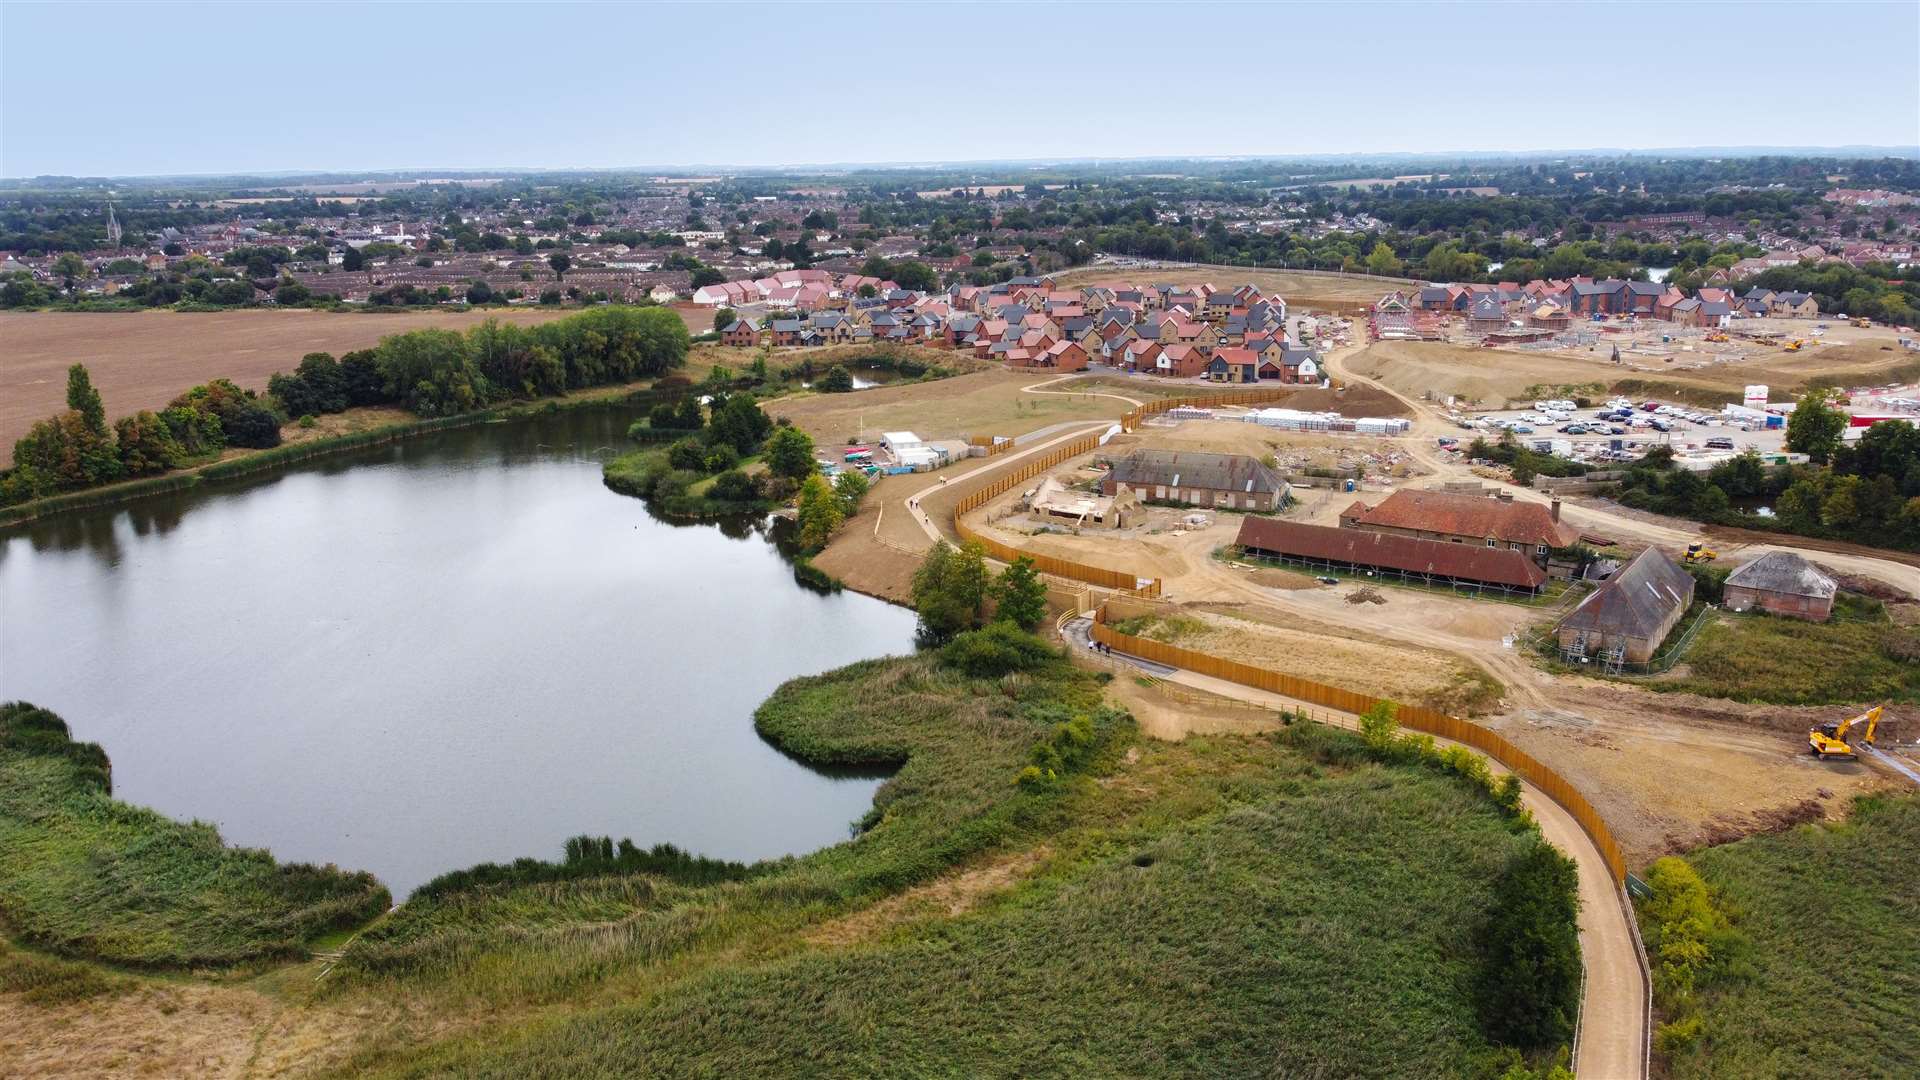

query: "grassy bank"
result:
(0, 702), (389, 967)
(308, 639), (1566, 1077)
(1652, 609), (1920, 705)
(1643, 794), (1920, 1079)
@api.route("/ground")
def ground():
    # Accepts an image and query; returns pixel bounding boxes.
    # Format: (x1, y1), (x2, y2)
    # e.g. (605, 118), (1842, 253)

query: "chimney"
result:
(1551, 499), (1562, 522)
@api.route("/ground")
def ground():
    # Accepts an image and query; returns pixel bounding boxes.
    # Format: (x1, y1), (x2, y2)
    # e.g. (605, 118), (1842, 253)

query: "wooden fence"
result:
(949, 430), (1162, 596)
(1118, 387), (1307, 432)
(1090, 599), (1627, 884)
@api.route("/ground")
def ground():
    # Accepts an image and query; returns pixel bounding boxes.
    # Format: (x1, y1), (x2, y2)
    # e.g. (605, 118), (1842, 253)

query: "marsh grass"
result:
(1655, 611), (1920, 705)
(0, 702), (390, 968)
(329, 722), (1544, 1079)
(1653, 795), (1920, 1079)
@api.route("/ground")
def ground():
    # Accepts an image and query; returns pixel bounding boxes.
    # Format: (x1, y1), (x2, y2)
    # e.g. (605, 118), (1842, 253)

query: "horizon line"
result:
(5, 144), (1920, 184)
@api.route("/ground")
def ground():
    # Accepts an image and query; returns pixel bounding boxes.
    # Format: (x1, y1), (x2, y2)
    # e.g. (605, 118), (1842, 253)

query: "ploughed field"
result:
(0, 308), (576, 452)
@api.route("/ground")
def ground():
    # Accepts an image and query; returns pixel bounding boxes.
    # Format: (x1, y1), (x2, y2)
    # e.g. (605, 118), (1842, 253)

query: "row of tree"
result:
(910, 541), (1049, 643)
(1612, 394), (1920, 550)
(4, 366), (281, 505)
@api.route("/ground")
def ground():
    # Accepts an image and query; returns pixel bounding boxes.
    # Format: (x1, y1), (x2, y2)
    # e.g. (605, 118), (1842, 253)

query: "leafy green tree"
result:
(1476, 841), (1582, 1050)
(713, 307), (737, 332)
(702, 443), (740, 473)
(710, 470), (758, 503)
(548, 253), (571, 281)
(889, 259), (940, 292)
(991, 556), (1048, 631)
(667, 437), (708, 471)
(795, 473), (844, 550)
(910, 540), (990, 643)
(1358, 700), (1398, 751)
(65, 364), (107, 437)
(113, 410), (182, 476)
(673, 395), (706, 430)
(833, 468), (868, 514)
(817, 365), (855, 392)
(341, 246), (365, 272)
(375, 328), (488, 416)
(1785, 388), (1846, 464)
(466, 279), (495, 305)
(1364, 241), (1402, 276)
(52, 253), (88, 292)
(765, 425), (816, 479)
(707, 394), (772, 455)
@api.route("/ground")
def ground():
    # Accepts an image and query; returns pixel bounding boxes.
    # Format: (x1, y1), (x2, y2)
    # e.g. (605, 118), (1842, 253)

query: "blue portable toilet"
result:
(1344, 478), (1356, 493)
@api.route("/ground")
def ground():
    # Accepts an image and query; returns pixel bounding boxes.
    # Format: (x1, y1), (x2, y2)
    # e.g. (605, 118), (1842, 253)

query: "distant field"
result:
(1348, 338), (1920, 409)
(0, 308), (573, 455)
(1053, 263), (1413, 309)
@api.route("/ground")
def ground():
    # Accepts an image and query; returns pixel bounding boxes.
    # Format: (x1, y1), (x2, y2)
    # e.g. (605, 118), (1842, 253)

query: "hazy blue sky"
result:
(4, 1), (1917, 177)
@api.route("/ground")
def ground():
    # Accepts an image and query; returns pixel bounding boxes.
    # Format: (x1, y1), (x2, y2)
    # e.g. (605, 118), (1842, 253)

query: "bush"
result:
(709, 470), (758, 503)
(667, 437), (708, 471)
(817, 365), (855, 392)
(1475, 840), (1582, 1050)
(941, 622), (1059, 679)
(702, 443), (740, 473)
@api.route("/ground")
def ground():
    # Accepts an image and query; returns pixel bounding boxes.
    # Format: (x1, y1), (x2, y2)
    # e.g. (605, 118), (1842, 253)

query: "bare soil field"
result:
(765, 368), (1120, 447)
(1051, 264), (1414, 311)
(0, 309), (574, 451)
(1349, 336), (1920, 410)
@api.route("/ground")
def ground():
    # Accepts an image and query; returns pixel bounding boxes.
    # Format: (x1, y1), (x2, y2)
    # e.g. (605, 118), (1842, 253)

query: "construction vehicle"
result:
(1853, 317), (1872, 328)
(1705, 331), (1729, 343)
(1684, 542), (1717, 564)
(1784, 339), (1804, 352)
(1809, 706), (1883, 759)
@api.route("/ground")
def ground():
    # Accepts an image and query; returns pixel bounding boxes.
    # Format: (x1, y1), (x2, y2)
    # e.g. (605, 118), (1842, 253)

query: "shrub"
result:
(817, 365), (855, 392)
(941, 622), (1059, 679)
(1475, 840), (1582, 1050)
(113, 410), (182, 477)
(702, 443), (740, 473)
(667, 437), (708, 471)
(709, 470), (758, 503)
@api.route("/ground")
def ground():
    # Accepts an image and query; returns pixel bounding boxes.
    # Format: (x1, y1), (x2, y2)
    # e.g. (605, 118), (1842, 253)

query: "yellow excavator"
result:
(1809, 706), (1882, 760)
(1685, 542), (1717, 564)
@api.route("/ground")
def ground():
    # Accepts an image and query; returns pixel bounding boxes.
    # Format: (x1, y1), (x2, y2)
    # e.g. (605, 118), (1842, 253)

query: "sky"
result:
(4, 0), (1918, 178)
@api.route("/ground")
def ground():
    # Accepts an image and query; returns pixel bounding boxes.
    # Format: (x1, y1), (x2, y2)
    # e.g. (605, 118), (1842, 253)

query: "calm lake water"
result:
(0, 408), (916, 895)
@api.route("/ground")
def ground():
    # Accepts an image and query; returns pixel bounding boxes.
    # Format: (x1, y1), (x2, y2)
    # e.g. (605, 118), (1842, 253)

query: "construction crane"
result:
(1685, 542), (1717, 564)
(1809, 706), (1883, 760)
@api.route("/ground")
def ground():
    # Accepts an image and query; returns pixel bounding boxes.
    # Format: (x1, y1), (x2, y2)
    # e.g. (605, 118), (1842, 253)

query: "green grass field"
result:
(1654, 609), (1920, 705)
(0, 701), (390, 967)
(1656, 794), (1920, 1079)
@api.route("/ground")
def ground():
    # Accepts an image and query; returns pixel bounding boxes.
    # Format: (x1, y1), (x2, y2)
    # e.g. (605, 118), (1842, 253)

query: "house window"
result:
(1537, 544), (1548, 556)
(1485, 538), (1497, 548)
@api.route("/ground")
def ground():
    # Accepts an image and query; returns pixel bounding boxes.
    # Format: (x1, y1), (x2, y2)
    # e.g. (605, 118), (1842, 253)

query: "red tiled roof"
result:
(1237, 518), (1547, 589)
(1345, 489), (1579, 548)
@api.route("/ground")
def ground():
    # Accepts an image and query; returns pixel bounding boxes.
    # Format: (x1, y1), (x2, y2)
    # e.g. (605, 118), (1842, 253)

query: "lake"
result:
(0, 408), (918, 896)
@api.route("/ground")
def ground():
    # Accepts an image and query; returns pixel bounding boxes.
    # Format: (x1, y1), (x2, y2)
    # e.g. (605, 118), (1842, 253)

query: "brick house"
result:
(1722, 552), (1836, 621)
(1340, 489), (1579, 563)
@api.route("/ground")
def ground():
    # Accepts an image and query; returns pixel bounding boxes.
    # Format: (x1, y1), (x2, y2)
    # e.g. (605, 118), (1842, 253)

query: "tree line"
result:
(1612, 392), (1920, 551)
(1, 306), (689, 507)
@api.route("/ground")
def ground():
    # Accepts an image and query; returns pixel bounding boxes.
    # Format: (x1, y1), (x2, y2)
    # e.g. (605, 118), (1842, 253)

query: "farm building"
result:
(1103, 450), (1289, 511)
(1722, 551), (1836, 621)
(1340, 489), (1579, 562)
(1236, 518), (1548, 594)
(1556, 547), (1695, 664)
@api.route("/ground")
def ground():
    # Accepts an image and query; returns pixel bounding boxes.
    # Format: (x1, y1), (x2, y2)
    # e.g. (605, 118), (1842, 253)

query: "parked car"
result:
(1510, 424), (1534, 434)
(1316, 576), (1340, 586)
(1608, 425), (1628, 435)
(1641, 401), (1662, 412)
(1706, 437), (1735, 450)
(1648, 419), (1670, 432)
(1436, 436), (1459, 447)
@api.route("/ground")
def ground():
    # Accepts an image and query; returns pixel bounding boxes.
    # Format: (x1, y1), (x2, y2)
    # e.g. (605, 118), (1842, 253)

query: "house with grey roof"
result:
(1101, 449), (1289, 512)
(1557, 547), (1695, 664)
(1723, 551), (1836, 621)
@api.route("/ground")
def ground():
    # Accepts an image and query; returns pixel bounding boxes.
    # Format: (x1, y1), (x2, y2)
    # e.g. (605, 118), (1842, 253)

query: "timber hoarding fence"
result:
(945, 388), (1312, 597)
(1090, 598), (1628, 885)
